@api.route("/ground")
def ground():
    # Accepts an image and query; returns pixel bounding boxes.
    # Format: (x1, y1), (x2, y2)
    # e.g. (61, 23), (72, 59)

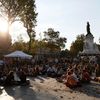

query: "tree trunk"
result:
(28, 37), (32, 52)
(27, 32), (32, 53)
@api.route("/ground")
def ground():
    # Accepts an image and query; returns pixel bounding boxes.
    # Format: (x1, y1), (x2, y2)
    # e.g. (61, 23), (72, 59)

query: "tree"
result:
(56, 37), (67, 49)
(99, 37), (100, 44)
(20, 0), (37, 52)
(43, 28), (67, 51)
(70, 34), (85, 56)
(0, 0), (23, 33)
(0, 0), (37, 52)
(31, 40), (48, 55)
(97, 44), (100, 51)
(60, 49), (70, 57)
(11, 34), (27, 51)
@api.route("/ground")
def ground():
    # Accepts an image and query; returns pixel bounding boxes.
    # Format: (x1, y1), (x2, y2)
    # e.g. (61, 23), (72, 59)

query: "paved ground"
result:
(0, 76), (100, 100)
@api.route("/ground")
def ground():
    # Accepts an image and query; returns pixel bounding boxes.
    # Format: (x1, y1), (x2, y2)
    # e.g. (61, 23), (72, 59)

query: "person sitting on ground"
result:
(47, 66), (54, 77)
(18, 69), (27, 84)
(81, 68), (91, 83)
(4, 71), (14, 85)
(57, 67), (64, 77)
(65, 70), (81, 88)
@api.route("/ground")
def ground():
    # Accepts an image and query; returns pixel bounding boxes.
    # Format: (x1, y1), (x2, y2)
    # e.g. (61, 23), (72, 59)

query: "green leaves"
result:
(43, 28), (67, 51)
(0, 0), (37, 52)
(70, 34), (85, 56)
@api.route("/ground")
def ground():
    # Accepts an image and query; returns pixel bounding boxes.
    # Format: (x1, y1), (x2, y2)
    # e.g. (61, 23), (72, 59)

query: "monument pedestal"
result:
(79, 22), (100, 56)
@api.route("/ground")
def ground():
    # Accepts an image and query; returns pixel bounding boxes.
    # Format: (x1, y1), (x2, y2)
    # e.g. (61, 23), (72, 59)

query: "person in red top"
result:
(81, 69), (91, 83)
(65, 70), (81, 88)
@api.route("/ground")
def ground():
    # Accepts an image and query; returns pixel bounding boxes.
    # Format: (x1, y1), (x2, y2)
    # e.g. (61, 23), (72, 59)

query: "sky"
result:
(10, 0), (100, 49)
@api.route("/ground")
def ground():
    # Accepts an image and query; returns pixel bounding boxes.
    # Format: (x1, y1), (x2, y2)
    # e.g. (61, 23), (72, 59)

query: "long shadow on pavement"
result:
(4, 85), (38, 100)
(71, 81), (100, 98)
(3, 82), (58, 100)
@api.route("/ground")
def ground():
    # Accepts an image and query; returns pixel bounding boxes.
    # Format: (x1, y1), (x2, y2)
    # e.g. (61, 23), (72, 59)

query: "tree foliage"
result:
(60, 49), (70, 57)
(11, 34), (27, 52)
(0, 0), (24, 27)
(97, 44), (100, 51)
(43, 28), (67, 51)
(19, 0), (37, 51)
(70, 34), (85, 56)
(0, 0), (37, 52)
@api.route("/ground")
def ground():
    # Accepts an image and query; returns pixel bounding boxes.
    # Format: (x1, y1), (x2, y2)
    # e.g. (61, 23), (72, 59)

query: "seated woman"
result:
(81, 69), (91, 83)
(65, 70), (80, 88)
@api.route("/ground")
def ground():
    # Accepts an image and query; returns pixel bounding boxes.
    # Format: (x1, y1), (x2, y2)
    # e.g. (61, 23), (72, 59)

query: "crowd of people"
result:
(0, 56), (100, 88)
(0, 67), (28, 86)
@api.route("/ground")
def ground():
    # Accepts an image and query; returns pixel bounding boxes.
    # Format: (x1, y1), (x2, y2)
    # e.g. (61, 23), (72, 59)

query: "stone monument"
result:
(80, 22), (100, 55)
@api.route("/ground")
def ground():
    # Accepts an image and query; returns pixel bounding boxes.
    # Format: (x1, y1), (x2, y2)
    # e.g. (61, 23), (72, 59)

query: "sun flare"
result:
(0, 19), (8, 33)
